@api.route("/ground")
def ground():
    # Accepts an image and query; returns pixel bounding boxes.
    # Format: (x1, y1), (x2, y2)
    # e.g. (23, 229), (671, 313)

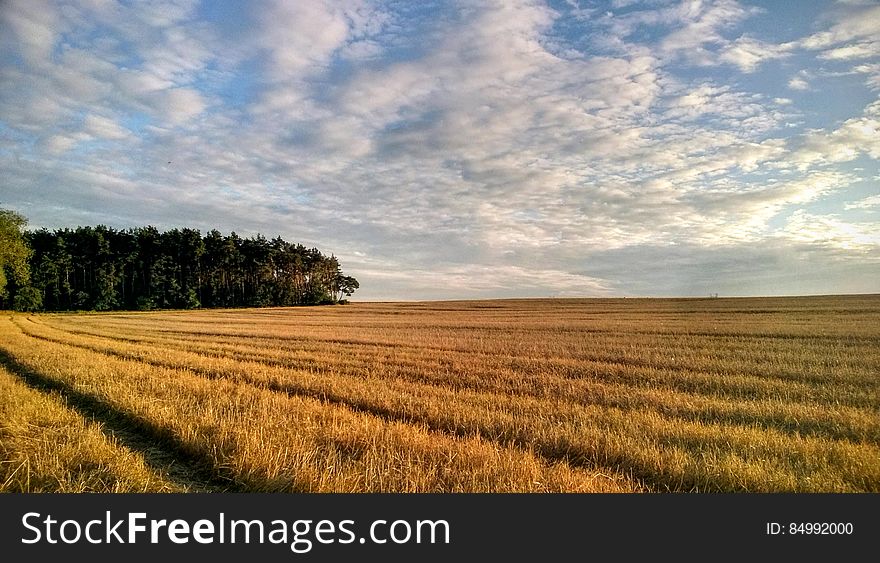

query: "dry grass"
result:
(0, 364), (182, 492)
(1, 295), (878, 492)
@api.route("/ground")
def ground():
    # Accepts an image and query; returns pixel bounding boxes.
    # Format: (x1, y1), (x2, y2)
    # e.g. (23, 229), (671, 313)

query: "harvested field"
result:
(2, 295), (878, 492)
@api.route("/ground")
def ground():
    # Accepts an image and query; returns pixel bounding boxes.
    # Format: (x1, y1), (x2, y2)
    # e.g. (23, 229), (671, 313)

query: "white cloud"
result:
(133, 0), (200, 28)
(350, 262), (614, 299)
(0, 0), (62, 66)
(788, 76), (810, 90)
(657, 0), (760, 62)
(44, 134), (81, 155)
(117, 70), (177, 94)
(845, 195), (880, 210)
(852, 63), (880, 90)
(688, 170), (850, 215)
(799, 4), (880, 50)
(719, 36), (791, 72)
(83, 114), (130, 139)
(792, 107), (880, 169)
(140, 26), (214, 84)
(160, 87), (206, 124)
(818, 41), (880, 60)
(781, 210), (880, 253)
(663, 83), (770, 121)
(256, 0), (364, 80)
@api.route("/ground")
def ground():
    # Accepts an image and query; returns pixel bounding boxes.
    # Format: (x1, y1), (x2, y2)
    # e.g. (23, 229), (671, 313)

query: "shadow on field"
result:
(0, 347), (245, 493)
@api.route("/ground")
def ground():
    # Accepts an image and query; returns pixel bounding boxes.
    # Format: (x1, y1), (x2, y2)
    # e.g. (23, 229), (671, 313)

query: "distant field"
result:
(2, 295), (878, 492)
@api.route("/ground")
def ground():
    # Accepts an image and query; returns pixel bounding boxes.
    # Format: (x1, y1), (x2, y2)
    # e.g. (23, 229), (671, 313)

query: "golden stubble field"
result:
(1, 295), (878, 493)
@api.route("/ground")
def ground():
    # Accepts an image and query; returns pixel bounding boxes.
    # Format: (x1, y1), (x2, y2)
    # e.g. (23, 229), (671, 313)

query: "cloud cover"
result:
(1, 0), (878, 299)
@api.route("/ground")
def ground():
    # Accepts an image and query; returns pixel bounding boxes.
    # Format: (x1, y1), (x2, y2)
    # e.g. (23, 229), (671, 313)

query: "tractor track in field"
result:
(22, 317), (880, 415)
(0, 346), (247, 493)
(41, 316), (880, 390)
(12, 319), (880, 492)
(11, 322), (668, 491)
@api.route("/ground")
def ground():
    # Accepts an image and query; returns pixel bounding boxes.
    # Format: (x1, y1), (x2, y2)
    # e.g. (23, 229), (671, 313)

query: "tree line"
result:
(0, 209), (359, 312)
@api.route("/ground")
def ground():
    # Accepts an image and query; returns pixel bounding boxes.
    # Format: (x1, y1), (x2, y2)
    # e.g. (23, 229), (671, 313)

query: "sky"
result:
(1, 0), (878, 300)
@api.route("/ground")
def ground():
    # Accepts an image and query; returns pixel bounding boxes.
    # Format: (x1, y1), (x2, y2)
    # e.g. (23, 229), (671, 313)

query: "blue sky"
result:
(1, 0), (878, 300)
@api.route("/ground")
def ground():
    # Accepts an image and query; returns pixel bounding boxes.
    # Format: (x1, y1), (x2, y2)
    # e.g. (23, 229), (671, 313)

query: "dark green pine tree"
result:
(20, 221), (358, 312)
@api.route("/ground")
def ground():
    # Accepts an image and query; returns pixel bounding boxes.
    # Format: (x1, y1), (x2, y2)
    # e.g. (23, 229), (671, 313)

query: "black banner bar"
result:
(1, 493), (875, 561)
